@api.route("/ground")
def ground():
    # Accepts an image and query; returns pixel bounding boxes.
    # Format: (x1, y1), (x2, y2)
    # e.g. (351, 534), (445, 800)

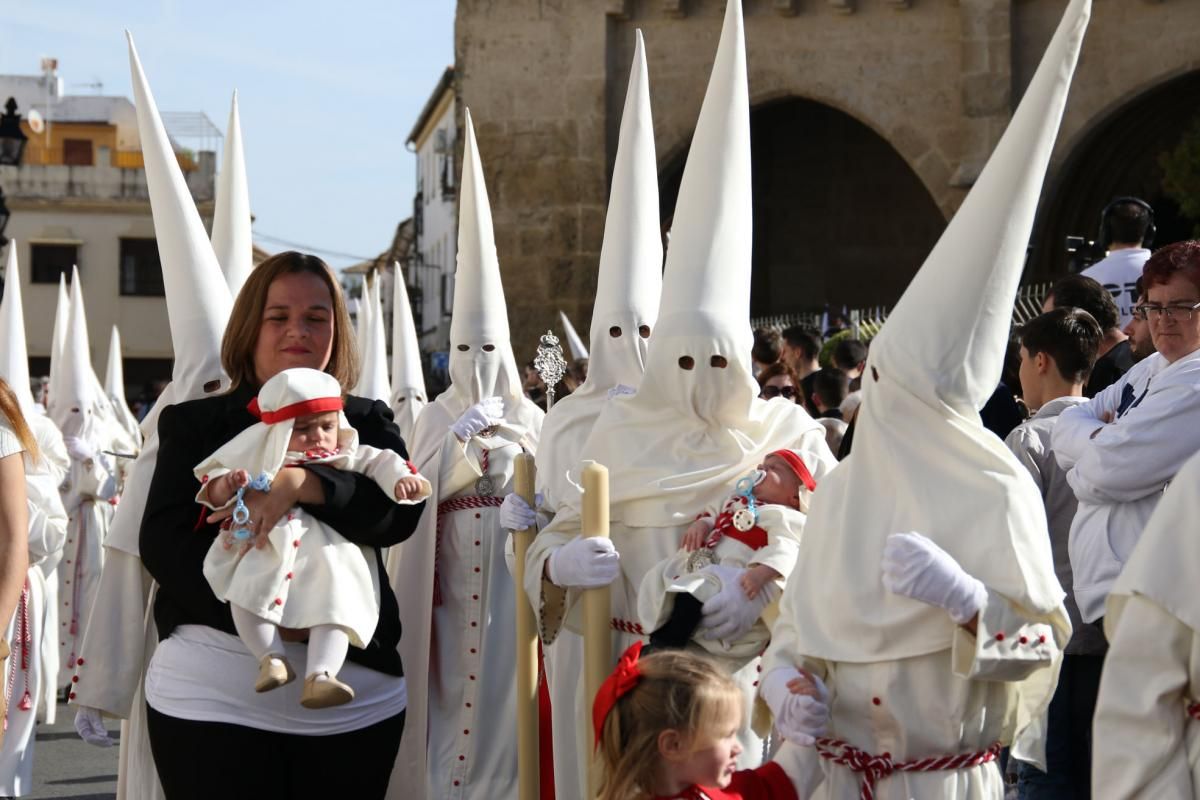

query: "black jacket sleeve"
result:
(299, 397), (426, 549)
(139, 401), (236, 634)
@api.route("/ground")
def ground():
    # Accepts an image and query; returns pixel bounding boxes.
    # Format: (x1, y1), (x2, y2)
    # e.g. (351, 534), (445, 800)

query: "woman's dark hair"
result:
(221, 251), (359, 391)
(756, 362), (801, 403)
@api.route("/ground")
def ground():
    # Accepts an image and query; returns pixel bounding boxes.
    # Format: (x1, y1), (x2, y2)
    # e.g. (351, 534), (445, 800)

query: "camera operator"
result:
(1080, 198), (1154, 328)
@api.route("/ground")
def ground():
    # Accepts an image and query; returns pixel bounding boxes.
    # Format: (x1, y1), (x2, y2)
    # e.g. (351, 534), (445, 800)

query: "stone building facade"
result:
(453, 0), (1200, 357)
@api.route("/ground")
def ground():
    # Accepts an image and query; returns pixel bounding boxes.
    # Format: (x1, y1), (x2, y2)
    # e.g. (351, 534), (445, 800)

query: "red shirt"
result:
(653, 762), (797, 800)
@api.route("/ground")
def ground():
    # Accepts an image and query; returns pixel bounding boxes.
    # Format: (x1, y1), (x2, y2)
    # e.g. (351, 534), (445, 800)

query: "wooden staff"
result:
(512, 453), (539, 800)
(581, 461), (611, 797)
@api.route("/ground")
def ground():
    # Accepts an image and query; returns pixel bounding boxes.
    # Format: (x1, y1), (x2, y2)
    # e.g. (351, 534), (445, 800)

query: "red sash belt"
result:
(1187, 701), (1200, 722)
(815, 737), (1002, 800)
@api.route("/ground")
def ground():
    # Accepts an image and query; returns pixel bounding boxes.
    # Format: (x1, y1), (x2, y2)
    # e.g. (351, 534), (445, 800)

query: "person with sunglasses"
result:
(756, 363), (802, 404)
(1052, 239), (1200, 657)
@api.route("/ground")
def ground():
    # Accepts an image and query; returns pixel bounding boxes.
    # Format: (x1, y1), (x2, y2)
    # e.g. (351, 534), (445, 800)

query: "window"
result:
(63, 139), (94, 166)
(119, 238), (164, 296)
(30, 243), (78, 284)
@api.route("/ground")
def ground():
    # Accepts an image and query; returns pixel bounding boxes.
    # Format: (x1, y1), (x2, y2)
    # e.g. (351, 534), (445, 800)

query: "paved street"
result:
(23, 702), (119, 799)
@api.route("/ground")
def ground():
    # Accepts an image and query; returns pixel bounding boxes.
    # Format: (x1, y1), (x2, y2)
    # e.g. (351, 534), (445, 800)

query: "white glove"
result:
(547, 536), (620, 589)
(698, 565), (777, 642)
(74, 706), (115, 747)
(881, 531), (986, 625)
(500, 492), (542, 531)
(64, 436), (96, 462)
(450, 397), (504, 441)
(761, 667), (830, 746)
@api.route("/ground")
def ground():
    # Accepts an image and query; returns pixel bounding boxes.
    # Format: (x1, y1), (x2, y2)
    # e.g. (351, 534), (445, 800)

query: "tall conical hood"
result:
(105, 325), (141, 442)
(127, 32), (232, 397)
(574, 1), (833, 528)
(441, 108), (522, 412)
(47, 274), (69, 416)
(0, 243), (36, 412)
(390, 263), (426, 398)
(652, 0), (750, 347)
(558, 310), (588, 361)
(775, 0), (1091, 771)
(634, 0), (755, 427)
(871, 0), (1089, 413)
(50, 267), (100, 436)
(537, 28), (664, 510)
(211, 90), (253, 297)
(353, 276), (391, 402)
(587, 27), (662, 392)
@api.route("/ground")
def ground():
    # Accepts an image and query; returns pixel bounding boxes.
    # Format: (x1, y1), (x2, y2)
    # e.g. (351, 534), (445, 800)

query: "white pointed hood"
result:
(409, 107), (542, 482)
(47, 274), (69, 417)
(127, 32), (231, 400)
(436, 108), (525, 418)
(211, 90), (253, 297)
(390, 262), (426, 440)
(536, 29), (664, 507)
(577, 2), (831, 526)
(104, 33), (234, 558)
(557, 310), (588, 361)
(105, 325), (141, 442)
(50, 268), (101, 438)
(771, 0), (1090, 770)
(0, 242), (37, 413)
(353, 276), (391, 403)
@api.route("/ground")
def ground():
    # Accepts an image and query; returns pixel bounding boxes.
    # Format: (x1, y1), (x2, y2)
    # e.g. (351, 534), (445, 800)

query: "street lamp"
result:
(0, 97), (28, 250)
(0, 98), (29, 167)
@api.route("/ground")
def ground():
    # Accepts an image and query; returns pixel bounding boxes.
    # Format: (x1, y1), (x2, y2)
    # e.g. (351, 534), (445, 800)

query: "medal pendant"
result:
(686, 547), (719, 573)
(475, 474), (495, 497)
(732, 508), (756, 532)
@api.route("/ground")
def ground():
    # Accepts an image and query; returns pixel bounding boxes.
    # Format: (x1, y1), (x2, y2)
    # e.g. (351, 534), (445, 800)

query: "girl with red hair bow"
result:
(594, 643), (800, 800)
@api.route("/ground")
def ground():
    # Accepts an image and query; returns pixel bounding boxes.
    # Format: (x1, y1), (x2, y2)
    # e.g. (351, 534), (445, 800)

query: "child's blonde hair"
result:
(596, 649), (743, 800)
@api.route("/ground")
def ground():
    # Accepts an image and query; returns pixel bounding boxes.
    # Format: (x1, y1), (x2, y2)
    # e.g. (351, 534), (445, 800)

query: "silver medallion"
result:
(686, 547), (719, 573)
(732, 507), (757, 532)
(475, 474), (496, 497)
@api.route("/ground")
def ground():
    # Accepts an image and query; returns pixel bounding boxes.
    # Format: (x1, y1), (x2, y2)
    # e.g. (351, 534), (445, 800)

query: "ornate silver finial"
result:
(534, 330), (568, 410)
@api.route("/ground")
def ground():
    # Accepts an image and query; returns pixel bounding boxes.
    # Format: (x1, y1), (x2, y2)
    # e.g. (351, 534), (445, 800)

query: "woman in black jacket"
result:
(139, 252), (423, 799)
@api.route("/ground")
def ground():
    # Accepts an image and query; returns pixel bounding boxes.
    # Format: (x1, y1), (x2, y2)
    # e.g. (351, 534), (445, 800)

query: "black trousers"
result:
(146, 703), (405, 800)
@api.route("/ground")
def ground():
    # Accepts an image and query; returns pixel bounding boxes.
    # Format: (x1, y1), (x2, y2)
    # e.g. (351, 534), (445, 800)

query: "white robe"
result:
(386, 402), (542, 800)
(763, 590), (1060, 799)
(56, 449), (119, 690)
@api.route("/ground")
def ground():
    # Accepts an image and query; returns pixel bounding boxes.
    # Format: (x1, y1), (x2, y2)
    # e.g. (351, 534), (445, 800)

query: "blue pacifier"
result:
(230, 473), (272, 541)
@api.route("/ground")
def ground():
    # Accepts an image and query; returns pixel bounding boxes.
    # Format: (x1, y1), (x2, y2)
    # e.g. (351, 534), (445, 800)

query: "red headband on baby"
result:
(246, 396), (343, 425)
(769, 449), (817, 492)
(592, 641), (644, 749)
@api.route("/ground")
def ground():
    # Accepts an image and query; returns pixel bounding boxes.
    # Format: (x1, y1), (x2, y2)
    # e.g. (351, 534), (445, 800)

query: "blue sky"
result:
(2, 2), (456, 270)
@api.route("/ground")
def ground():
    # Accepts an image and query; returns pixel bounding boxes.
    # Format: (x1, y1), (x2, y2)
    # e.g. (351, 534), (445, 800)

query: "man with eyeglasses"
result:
(1121, 277), (1156, 363)
(1053, 239), (1200, 637)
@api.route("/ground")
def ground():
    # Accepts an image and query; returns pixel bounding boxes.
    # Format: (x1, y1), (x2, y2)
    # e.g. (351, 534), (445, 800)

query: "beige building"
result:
(0, 60), (216, 392)
(451, 0), (1200, 358)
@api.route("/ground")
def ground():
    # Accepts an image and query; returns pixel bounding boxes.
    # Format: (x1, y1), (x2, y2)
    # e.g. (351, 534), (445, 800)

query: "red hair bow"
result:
(592, 641), (644, 748)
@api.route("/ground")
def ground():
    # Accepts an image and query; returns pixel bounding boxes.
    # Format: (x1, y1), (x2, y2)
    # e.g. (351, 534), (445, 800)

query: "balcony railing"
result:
(20, 146), (198, 171)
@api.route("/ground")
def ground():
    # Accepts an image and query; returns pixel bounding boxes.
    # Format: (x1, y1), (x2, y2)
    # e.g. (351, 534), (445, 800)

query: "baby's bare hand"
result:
(394, 476), (425, 501)
(681, 519), (712, 552)
(739, 572), (761, 599)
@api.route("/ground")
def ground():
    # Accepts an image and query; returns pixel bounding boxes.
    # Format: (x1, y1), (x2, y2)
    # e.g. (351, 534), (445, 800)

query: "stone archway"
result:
(659, 97), (946, 317)
(1031, 69), (1200, 281)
